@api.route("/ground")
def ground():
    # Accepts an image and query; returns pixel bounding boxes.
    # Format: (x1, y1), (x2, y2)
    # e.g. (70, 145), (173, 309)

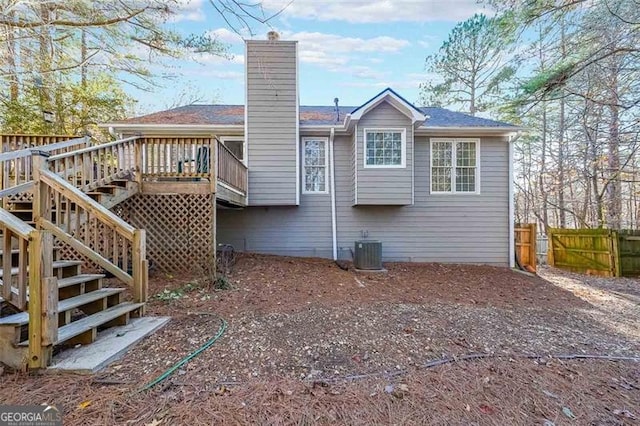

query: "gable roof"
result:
(108, 104), (517, 129)
(349, 88), (426, 122)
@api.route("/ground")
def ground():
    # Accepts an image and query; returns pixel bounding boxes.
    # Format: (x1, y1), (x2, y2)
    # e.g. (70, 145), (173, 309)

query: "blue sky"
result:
(131, 0), (495, 114)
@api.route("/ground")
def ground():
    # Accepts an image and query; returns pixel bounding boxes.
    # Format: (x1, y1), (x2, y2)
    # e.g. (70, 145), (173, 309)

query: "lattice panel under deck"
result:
(117, 194), (215, 274)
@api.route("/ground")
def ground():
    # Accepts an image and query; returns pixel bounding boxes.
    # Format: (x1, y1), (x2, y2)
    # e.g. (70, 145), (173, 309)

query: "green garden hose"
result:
(139, 317), (227, 392)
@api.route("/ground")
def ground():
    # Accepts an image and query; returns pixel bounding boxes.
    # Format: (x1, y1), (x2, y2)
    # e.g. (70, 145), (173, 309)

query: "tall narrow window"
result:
(430, 139), (479, 193)
(303, 138), (328, 193)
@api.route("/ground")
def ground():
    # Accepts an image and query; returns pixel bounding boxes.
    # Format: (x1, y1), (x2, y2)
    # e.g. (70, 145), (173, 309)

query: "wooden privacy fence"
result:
(515, 223), (537, 272)
(547, 228), (640, 277)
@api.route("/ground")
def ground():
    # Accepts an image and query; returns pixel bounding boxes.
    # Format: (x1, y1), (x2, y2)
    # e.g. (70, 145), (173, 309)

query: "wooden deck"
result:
(0, 133), (247, 370)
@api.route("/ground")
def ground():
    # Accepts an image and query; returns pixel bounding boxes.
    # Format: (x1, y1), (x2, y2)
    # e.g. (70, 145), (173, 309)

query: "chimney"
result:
(245, 34), (300, 206)
(334, 97), (340, 122)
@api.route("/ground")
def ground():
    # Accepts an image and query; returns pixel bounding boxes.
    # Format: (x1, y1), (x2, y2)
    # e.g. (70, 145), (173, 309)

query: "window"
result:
(303, 138), (328, 193)
(431, 139), (479, 193)
(364, 129), (406, 168)
(221, 138), (244, 162)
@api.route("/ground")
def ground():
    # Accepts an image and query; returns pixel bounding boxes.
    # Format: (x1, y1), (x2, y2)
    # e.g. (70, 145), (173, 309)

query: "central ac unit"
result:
(354, 240), (382, 270)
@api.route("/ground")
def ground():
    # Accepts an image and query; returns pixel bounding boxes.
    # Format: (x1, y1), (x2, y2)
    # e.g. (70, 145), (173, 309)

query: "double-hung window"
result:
(303, 138), (328, 194)
(364, 129), (406, 168)
(431, 139), (479, 193)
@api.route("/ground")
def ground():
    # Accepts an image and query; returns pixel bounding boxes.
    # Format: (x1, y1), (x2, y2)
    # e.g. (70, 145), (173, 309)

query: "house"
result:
(104, 33), (520, 267)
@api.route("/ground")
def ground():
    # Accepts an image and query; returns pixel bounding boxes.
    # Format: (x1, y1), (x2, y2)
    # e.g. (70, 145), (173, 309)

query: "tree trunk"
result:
(606, 102), (621, 229)
(2, 12), (19, 101)
(557, 19), (567, 228)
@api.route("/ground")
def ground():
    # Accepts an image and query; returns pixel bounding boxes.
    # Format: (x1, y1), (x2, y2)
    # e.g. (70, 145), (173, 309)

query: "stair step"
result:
(7, 202), (33, 210)
(0, 260), (82, 278)
(0, 288), (126, 326)
(18, 302), (144, 346)
(57, 274), (105, 289)
(0, 247), (60, 256)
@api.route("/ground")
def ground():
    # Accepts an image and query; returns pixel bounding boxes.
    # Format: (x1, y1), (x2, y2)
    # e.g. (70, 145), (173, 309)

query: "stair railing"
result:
(47, 136), (139, 192)
(0, 207), (57, 369)
(34, 156), (147, 308)
(0, 136), (90, 206)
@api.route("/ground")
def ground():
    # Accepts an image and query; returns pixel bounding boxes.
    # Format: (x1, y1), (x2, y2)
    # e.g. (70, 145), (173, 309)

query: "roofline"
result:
(348, 88), (427, 123)
(102, 122), (524, 135)
(415, 127), (524, 136)
(101, 123), (244, 130)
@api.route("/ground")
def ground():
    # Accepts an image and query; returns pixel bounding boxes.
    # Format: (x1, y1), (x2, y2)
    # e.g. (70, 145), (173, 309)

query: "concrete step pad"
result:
(48, 316), (170, 374)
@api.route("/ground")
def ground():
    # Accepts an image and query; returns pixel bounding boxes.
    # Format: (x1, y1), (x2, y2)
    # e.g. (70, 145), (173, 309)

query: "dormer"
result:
(347, 89), (426, 206)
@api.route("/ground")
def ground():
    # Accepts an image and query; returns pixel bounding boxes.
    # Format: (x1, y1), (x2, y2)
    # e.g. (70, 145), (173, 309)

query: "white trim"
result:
(362, 128), (407, 169)
(219, 136), (246, 165)
(508, 134), (516, 268)
(354, 123), (358, 205)
(218, 181), (246, 196)
(301, 137), (329, 194)
(417, 127), (523, 134)
(411, 125), (415, 205)
(349, 89), (426, 123)
(244, 40), (249, 204)
(100, 123), (521, 135)
(329, 128), (337, 260)
(295, 41), (300, 206)
(429, 138), (481, 195)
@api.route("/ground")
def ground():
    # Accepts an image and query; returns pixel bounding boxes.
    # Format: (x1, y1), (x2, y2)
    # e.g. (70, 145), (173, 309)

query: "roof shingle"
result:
(112, 104), (517, 128)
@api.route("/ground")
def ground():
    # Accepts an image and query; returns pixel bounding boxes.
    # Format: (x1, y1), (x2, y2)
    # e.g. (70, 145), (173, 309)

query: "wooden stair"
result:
(0, 177), (143, 370)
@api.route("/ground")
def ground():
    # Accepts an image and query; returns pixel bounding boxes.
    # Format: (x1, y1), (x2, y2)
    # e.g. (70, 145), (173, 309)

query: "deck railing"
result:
(139, 137), (214, 179)
(217, 140), (247, 194)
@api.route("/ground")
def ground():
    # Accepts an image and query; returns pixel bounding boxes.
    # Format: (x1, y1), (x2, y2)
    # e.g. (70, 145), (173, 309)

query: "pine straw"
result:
(1, 357), (638, 425)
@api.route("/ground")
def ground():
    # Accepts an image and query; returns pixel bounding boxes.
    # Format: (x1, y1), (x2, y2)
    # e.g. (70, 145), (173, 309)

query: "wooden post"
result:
(547, 230), (555, 267)
(530, 223), (537, 271)
(2, 228), (12, 301)
(611, 230), (621, 277)
(210, 137), (217, 194)
(30, 150), (51, 228)
(132, 229), (147, 309)
(29, 230), (58, 368)
(135, 138), (143, 186)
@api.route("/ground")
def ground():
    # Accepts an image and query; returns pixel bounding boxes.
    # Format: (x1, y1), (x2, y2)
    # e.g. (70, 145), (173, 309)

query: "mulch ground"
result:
(1, 254), (639, 425)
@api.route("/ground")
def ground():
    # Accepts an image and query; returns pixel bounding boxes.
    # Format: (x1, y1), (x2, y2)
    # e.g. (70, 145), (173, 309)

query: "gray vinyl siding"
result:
(217, 143), (332, 257)
(355, 101), (413, 205)
(335, 135), (509, 265)
(217, 132), (509, 266)
(246, 40), (298, 206)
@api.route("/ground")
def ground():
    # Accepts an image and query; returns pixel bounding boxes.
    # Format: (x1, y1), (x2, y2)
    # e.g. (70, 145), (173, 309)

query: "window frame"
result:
(429, 138), (481, 195)
(302, 137), (329, 195)
(219, 136), (246, 165)
(362, 127), (407, 169)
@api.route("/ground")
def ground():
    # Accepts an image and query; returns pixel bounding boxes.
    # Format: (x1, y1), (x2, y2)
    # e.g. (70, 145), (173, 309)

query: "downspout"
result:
(508, 132), (522, 268)
(329, 127), (338, 260)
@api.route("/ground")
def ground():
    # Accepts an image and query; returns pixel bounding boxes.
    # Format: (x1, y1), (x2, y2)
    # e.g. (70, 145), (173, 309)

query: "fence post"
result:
(611, 230), (621, 277)
(547, 229), (555, 267)
(530, 223), (537, 271)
